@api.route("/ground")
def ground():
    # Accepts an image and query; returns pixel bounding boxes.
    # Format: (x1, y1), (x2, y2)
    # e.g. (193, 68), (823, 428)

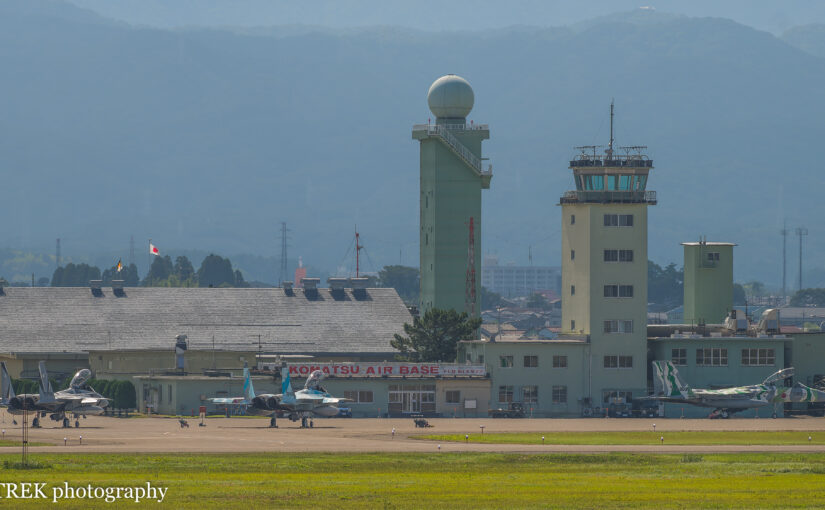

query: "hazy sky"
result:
(68, 0), (825, 34)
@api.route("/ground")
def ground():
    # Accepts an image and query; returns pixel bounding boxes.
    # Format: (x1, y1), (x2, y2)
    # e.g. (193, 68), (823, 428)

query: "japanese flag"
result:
(150, 243), (159, 256)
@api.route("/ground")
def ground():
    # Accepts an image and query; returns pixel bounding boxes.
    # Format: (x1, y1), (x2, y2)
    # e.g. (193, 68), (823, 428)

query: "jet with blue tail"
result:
(650, 360), (825, 418)
(208, 367), (350, 428)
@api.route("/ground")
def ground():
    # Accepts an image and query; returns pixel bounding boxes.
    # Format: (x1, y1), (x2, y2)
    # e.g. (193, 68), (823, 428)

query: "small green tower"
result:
(682, 240), (736, 324)
(412, 75), (492, 318)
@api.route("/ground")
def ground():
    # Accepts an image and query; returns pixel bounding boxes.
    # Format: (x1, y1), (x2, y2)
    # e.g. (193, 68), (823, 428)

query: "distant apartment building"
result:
(481, 256), (561, 298)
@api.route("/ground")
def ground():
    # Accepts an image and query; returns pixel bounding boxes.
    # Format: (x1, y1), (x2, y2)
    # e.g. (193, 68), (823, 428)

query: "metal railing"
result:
(560, 190), (657, 204)
(413, 124), (491, 176)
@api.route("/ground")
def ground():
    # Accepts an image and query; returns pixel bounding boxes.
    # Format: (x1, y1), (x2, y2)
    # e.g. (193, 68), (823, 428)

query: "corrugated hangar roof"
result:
(0, 287), (411, 354)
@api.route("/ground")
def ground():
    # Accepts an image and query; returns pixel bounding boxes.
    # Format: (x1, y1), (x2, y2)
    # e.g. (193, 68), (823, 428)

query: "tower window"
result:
(570, 214), (575, 225)
(619, 249), (633, 262)
(570, 250), (575, 260)
(707, 252), (720, 261)
(604, 214), (633, 227)
(570, 320), (575, 330)
(604, 250), (618, 262)
(570, 285), (575, 295)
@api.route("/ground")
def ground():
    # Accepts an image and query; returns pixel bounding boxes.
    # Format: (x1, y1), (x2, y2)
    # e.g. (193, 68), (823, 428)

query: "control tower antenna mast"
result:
(606, 99), (615, 160)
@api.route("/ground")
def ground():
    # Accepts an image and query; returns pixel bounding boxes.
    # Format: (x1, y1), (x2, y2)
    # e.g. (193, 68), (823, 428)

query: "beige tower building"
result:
(560, 108), (656, 406)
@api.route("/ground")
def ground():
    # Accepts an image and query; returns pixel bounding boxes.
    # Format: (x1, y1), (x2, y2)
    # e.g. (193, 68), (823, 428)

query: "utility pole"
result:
(796, 227), (808, 291)
(780, 225), (788, 301)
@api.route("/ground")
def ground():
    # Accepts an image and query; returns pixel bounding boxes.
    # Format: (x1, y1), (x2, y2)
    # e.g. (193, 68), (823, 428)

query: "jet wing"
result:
(81, 397), (106, 405)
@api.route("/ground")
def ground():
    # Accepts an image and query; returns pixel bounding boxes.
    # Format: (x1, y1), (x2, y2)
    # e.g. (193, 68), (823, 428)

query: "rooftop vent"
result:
(350, 278), (369, 290)
(111, 280), (124, 290)
(301, 278), (320, 290)
(89, 280), (103, 297)
(327, 277), (347, 291)
(282, 281), (294, 296)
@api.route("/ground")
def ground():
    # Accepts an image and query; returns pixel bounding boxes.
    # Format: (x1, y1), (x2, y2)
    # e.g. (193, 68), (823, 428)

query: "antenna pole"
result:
(607, 99), (615, 159)
(355, 228), (363, 278)
(796, 227), (808, 291)
(780, 223), (788, 301)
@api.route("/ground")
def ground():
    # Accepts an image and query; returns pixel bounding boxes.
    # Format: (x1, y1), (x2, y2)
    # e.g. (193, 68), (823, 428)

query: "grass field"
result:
(414, 431), (825, 445)
(0, 452), (824, 508)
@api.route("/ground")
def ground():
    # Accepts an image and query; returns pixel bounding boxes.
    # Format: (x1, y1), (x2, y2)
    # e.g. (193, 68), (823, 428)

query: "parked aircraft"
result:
(650, 360), (825, 418)
(209, 368), (350, 427)
(0, 361), (109, 428)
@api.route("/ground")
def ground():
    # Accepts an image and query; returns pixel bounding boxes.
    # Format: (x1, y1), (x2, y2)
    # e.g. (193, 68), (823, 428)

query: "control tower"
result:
(560, 102), (655, 403)
(412, 75), (492, 318)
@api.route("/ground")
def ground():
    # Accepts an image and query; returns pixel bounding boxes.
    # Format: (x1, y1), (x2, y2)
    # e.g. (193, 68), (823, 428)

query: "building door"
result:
(403, 392), (421, 413)
(389, 384), (436, 415)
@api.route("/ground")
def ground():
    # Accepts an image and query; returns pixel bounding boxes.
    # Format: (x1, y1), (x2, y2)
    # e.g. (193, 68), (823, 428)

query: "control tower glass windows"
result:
(583, 175), (604, 190)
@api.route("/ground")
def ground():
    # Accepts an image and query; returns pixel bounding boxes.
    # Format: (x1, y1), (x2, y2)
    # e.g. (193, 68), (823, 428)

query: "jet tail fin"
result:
(37, 361), (55, 403)
(242, 366), (255, 401)
(652, 360), (691, 398)
(0, 362), (15, 403)
(281, 370), (294, 396)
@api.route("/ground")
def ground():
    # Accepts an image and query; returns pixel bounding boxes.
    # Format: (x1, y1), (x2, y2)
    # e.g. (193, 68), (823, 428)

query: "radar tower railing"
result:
(414, 124), (491, 177)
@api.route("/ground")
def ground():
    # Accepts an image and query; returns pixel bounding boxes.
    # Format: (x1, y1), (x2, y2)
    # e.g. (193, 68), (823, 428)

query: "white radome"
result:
(427, 74), (474, 119)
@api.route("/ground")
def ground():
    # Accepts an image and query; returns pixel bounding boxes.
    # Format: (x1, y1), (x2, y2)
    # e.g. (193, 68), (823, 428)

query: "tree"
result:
(51, 263), (101, 287)
(197, 254), (236, 287)
(378, 265), (419, 304)
(481, 286), (502, 310)
(733, 283), (747, 305)
(391, 308), (482, 362)
(174, 256), (195, 282)
(744, 281), (766, 297)
(526, 292), (550, 310)
(648, 261), (683, 310)
(143, 255), (174, 286)
(791, 288), (825, 307)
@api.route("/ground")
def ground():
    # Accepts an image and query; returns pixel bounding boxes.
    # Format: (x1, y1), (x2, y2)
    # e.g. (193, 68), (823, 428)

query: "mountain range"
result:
(2, 0), (825, 287)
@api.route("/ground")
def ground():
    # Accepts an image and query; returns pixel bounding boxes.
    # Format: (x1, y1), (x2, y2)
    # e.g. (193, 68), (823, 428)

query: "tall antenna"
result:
(279, 222), (290, 285)
(606, 99), (615, 160)
(796, 227), (808, 291)
(465, 217), (477, 316)
(355, 228), (363, 278)
(129, 235), (135, 267)
(528, 245), (533, 266)
(55, 238), (61, 269)
(780, 223), (788, 300)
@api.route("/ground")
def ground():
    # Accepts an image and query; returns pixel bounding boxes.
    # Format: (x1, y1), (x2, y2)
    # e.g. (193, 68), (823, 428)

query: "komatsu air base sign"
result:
(286, 363), (486, 378)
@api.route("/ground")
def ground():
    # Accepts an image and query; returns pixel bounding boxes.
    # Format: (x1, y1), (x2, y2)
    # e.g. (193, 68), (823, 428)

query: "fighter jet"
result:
(209, 368), (350, 428)
(0, 361), (109, 428)
(650, 360), (825, 418)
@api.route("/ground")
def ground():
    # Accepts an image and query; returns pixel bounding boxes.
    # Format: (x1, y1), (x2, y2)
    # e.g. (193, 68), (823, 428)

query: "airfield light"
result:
(79, 435), (82, 445)
(809, 436), (813, 442)
(541, 436), (545, 445)
(652, 423), (656, 431)
(64, 437), (67, 446)
(392, 428), (395, 439)
(438, 444), (441, 452)
(1, 429), (4, 438)
(660, 436), (664, 444)
(465, 434), (469, 443)
(479, 425), (485, 435)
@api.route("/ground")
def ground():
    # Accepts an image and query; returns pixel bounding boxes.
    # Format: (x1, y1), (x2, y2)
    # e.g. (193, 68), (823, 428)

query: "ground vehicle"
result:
(488, 402), (526, 418)
(335, 407), (352, 418)
(607, 403), (632, 418)
(633, 400), (660, 418)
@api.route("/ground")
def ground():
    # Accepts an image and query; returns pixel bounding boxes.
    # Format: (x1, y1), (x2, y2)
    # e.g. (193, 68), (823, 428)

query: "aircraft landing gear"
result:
(62, 417), (70, 428)
(310, 420), (314, 428)
(32, 417), (40, 428)
(301, 416), (308, 428)
(75, 420), (80, 428)
(269, 416), (278, 428)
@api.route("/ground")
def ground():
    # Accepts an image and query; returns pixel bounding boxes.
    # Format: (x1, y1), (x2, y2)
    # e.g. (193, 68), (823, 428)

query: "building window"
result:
(446, 390), (461, 404)
(742, 348), (775, 366)
(604, 355), (633, 369)
(707, 252), (720, 261)
(571, 285), (575, 296)
(553, 355), (568, 368)
(571, 250), (575, 260)
(552, 385), (567, 404)
(696, 348), (728, 366)
(522, 385), (538, 403)
(619, 249), (634, 262)
(478, 355), (484, 364)
(604, 285), (618, 297)
(603, 390), (632, 404)
(604, 250), (618, 262)
(604, 320), (633, 333)
(359, 391), (374, 403)
(500, 356), (514, 368)
(523, 355), (538, 368)
(604, 214), (634, 227)
(620, 285), (633, 298)
(498, 385), (514, 403)
(672, 348), (687, 366)
(571, 214), (575, 225)
(570, 320), (576, 330)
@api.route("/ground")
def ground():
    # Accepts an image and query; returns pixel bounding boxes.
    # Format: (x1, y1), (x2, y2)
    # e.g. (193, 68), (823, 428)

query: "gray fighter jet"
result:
(1, 361), (109, 428)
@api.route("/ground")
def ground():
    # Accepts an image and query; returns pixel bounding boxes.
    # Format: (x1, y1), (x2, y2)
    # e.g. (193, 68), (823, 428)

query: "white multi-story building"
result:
(481, 256), (560, 298)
